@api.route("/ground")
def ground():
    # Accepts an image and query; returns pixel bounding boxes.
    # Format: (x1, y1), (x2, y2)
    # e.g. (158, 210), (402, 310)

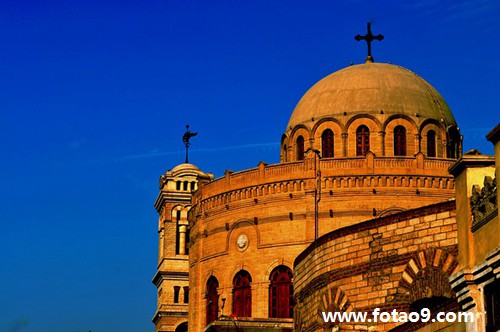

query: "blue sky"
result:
(0, 1), (499, 331)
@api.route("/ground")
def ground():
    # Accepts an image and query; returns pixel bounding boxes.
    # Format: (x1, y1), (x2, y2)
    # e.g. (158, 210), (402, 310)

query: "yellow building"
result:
(153, 47), (498, 331)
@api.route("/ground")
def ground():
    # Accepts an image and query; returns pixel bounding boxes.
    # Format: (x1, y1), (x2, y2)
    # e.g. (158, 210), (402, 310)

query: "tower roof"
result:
(286, 61), (456, 132)
(171, 163), (202, 176)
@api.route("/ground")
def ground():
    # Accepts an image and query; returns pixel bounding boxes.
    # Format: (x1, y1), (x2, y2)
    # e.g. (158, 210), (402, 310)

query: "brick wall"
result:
(293, 201), (459, 331)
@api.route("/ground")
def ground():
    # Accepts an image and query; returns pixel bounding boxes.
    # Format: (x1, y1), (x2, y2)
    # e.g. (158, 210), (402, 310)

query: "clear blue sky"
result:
(1, 1), (498, 331)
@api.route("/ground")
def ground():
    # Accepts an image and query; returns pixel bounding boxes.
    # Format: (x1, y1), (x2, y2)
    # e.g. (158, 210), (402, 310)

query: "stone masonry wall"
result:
(294, 200), (458, 331)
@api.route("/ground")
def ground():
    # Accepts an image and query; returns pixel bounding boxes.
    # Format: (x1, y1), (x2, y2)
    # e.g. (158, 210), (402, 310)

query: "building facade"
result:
(153, 50), (497, 331)
(153, 163), (213, 332)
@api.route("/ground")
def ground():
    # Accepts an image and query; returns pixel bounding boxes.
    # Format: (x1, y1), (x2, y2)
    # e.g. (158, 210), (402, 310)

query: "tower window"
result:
(394, 125), (407, 156)
(322, 129), (334, 158)
(269, 266), (294, 318)
(175, 210), (181, 255)
(176, 181), (181, 190)
(446, 126), (460, 158)
(206, 276), (219, 325)
(183, 181), (188, 191)
(174, 286), (180, 303)
(485, 279), (500, 331)
(183, 286), (189, 304)
(232, 270), (252, 317)
(427, 130), (436, 157)
(296, 136), (305, 161)
(190, 181), (196, 191)
(356, 125), (370, 156)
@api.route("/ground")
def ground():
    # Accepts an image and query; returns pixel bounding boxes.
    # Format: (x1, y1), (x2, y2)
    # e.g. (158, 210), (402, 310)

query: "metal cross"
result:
(182, 125), (198, 163)
(355, 22), (384, 61)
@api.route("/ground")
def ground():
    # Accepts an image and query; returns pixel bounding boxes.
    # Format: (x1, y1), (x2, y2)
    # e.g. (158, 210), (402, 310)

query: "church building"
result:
(152, 25), (499, 332)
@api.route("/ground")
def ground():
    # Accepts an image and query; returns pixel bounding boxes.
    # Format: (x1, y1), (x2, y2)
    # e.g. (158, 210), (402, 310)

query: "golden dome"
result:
(286, 62), (456, 131)
(171, 163), (201, 176)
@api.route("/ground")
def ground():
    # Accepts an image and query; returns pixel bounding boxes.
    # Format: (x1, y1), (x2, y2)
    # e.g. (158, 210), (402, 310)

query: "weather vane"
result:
(182, 125), (198, 163)
(355, 22), (384, 62)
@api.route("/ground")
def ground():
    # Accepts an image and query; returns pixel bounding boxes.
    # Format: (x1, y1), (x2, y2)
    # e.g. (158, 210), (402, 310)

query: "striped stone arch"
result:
(396, 248), (459, 304)
(316, 286), (354, 330)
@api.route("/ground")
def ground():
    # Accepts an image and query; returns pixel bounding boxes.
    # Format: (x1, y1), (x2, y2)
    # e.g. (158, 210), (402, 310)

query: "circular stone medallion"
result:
(236, 234), (248, 250)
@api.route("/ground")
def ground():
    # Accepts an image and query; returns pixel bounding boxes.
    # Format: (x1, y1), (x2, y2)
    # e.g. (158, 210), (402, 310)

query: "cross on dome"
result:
(354, 22), (384, 62)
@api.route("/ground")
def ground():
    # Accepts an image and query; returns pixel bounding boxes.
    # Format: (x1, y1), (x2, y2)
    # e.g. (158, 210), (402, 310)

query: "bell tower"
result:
(152, 162), (212, 332)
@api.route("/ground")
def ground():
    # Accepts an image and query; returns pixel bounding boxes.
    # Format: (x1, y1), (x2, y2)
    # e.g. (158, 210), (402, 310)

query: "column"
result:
(179, 225), (187, 255)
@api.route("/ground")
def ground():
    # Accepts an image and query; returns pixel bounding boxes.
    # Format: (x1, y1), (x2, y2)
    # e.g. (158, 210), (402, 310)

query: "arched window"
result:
(233, 270), (252, 317)
(394, 125), (407, 156)
(296, 136), (305, 161)
(356, 125), (370, 156)
(206, 276), (219, 325)
(175, 210), (181, 255)
(427, 130), (436, 157)
(183, 286), (189, 303)
(322, 129), (334, 158)
(446, 126), (460, 159)
(283, 144), (287, 162)
(174, 286), (180, 303)
(269, 266), (293, 318)
(175, 322), (188, 332)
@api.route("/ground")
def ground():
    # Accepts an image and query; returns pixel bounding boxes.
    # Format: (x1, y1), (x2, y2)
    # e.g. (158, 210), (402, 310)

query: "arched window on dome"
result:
(356, 125), (370, 156)
(296, 136), (305, 161)
(233, 270), (252, 317)
(446, 126), (461, 159)
(269, 266), (293, 318)
(206, 276), (219, 325)
(427, 130), (436, 157)
(321, 129), (334, 158)
(394, 126), (407, 156)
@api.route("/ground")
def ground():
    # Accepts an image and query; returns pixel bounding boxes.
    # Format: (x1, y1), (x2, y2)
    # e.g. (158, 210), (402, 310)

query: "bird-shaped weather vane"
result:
(182, 125), (198, 163)
(355, 22), (384, 62)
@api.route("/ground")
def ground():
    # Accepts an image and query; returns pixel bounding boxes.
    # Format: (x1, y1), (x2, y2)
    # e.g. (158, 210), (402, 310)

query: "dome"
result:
(286, 61), (456, 131)
(171, 163), (201, 176)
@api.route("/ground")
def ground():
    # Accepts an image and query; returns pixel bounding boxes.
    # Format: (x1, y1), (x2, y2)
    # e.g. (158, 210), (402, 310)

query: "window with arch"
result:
(296, 136), (305, 161)
(322, 129), (334, 158)
(174, 286), (180, 303)
(174, 322), (188, 332)
(446, 126), (460, 159)
(206, 276), (219, 325)
(394, 125), (407, 156)
(233, 270), (252, 317)
(269, 265), (293, 318)
(183, 286), (189, 303)
(356, 125), (370, 156)
(427, 130), (436, 157)
(175, 210), (181, 255)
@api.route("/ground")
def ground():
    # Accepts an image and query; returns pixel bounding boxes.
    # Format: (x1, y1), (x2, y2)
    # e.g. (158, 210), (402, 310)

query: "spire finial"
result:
(182, 125), (198, 163)
(354, 22), (384, 62)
